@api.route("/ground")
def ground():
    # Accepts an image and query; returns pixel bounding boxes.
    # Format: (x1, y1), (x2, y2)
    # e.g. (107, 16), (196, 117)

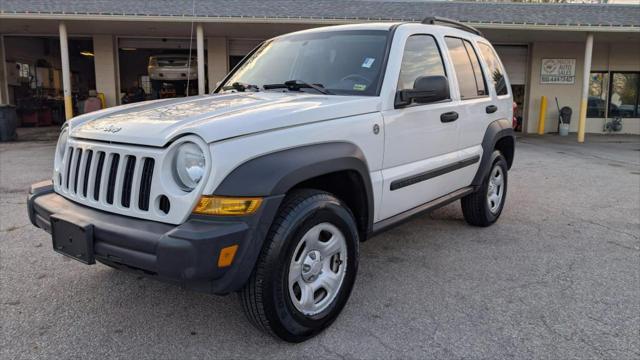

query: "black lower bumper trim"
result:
(27, 181), (282, 294)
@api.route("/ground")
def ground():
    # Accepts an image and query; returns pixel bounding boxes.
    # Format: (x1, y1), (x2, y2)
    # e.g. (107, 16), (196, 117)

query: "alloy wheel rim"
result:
(487, 165), (504, 214)
(288, 222), (348, 316)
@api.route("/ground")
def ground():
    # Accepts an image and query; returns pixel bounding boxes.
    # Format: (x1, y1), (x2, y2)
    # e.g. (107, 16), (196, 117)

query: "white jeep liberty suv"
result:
(28, 18), (514, 342)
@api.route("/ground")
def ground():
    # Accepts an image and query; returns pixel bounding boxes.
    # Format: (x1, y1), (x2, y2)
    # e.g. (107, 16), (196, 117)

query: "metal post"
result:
(0, 35), (8, 104)
(59, 22), (73, 120)
(537, 96), (547, 135)
(196, 24), (205, 95)
(577, 33), (593, 143)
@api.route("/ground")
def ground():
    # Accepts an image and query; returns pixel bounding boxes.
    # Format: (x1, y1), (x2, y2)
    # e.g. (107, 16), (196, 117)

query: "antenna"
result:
(185, 0), (196, 96)
(421, 16), (483, 36)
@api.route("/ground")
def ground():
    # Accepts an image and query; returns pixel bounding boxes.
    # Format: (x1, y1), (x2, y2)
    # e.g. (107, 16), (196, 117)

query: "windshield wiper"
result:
(221, 82), (260, 92)
(263, 80), (333, 95)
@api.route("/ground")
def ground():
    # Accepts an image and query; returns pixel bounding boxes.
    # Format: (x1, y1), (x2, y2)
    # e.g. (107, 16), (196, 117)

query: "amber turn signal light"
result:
(218, 245), (239, 268)
(193, 195), (262, 216)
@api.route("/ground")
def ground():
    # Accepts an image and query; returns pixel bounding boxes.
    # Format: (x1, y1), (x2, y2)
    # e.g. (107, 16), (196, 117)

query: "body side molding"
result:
(390, 155), (480, 191)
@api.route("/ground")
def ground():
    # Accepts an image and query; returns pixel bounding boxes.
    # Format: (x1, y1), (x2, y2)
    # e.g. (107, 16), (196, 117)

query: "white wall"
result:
(93, 35), (118, 107)
(207, 37), (228, 91)
(526, 40), (640, 135)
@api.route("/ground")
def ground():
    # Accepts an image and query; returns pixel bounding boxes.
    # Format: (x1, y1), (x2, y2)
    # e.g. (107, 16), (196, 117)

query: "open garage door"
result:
(494, 45), (528, 86)
(118, 37), (203, 104)
(3, 36), (96, 128)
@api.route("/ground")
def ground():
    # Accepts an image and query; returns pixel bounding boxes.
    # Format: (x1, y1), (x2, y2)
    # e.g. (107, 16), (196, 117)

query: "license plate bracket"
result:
(51, 214), (95, 265)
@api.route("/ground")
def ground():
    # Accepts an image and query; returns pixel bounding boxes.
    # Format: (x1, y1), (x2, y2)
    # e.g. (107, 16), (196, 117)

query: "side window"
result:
(397, 35), (446, 91)
(478, 42), (508, 96)
(444, 37), (488, 99)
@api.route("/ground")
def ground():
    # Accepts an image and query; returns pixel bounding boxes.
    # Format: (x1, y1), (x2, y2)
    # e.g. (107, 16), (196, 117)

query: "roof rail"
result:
(421, 16), (483, 37)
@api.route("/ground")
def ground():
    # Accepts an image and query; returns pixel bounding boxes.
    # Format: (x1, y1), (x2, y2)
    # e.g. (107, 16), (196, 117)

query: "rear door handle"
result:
(440, 111), (459, 123)
(486, 105), (498, 114)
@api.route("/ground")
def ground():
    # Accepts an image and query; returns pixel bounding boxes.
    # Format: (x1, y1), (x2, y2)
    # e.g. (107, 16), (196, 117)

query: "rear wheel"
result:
(239, 189), (359, 342)
(461, 150), (508, 227)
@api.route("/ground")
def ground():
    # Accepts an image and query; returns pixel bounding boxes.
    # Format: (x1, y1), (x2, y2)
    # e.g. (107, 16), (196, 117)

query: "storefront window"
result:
(587, 72), (608, 118)
(588, 72), (640, 118)
(608, 72), (639, 118)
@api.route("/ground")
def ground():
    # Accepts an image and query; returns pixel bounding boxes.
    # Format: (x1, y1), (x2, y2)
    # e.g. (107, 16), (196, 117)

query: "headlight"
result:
(56, 128), (69, 161)
(173, 142), (206, 191)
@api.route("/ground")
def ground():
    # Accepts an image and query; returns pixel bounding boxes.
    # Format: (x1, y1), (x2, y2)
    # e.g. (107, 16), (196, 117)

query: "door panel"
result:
(476, 41), (514, 141)
(379, 34), (464, 221)
(445, 37), (495, 161)
(380, 102), (464, 220)
(378, 144), (481, 220)
(382, 102), (460, 167)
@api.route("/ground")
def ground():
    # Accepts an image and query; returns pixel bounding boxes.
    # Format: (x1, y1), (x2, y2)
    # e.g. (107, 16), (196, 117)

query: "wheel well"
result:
(495, 136), (515, 169)
(291, 170), (369, 241)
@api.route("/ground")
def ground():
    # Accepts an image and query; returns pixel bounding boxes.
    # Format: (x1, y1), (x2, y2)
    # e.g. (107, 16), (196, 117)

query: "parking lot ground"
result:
(1, 133), (639, 359)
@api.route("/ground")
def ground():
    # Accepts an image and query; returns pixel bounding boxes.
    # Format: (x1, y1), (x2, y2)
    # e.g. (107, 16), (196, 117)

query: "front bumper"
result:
(148, 68), (198, 81)
(27, 180), (282, 294)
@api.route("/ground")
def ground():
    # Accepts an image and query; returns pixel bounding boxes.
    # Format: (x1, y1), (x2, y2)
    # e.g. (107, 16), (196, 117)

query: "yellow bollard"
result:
(577, 98), (587, 143)
(64, 95), (73, 120)
(537, 96), (547, 135)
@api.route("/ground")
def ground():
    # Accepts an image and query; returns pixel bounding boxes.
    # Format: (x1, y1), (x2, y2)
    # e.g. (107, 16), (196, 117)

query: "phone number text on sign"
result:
(541, 58), (576, 84)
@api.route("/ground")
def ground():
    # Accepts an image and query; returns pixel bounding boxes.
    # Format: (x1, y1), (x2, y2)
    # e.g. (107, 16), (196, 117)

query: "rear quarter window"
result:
(478, 42), (509, 96)
(444, 37), (488, 100)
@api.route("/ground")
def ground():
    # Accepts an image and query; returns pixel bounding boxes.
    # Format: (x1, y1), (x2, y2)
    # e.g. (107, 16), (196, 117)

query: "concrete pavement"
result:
(1, 134), (638, 359)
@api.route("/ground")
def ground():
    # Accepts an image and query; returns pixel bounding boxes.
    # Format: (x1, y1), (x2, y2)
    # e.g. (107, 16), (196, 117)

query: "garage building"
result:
(0, 0), (639, 138)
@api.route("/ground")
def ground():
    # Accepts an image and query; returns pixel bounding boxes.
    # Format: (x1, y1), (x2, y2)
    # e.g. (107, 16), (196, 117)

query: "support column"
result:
(59, 22), (73, 120)
(0, 35), (7, 104)
(207, 37), (228, 91)
(93, 35), (118, 108)
(196, 24), (205, 95)
(577, 33), (593, 143)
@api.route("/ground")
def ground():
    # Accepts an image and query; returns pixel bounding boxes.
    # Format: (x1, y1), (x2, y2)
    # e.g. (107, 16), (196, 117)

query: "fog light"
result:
(218, 245), (239, 268)
(193, 196), (262, 216)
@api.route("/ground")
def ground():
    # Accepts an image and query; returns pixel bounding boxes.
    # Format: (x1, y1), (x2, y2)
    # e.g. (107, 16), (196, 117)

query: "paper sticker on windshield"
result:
(353, 84), (367, 91)
(361, 57), (375, 68)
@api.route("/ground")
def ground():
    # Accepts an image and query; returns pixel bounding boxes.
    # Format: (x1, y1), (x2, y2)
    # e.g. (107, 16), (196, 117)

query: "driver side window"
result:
(397, 35), (446, 91)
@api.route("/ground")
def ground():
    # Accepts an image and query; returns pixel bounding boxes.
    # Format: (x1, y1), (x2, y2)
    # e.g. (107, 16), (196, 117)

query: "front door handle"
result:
(440, 111), (459, 123)
(486, 105), (498, 114)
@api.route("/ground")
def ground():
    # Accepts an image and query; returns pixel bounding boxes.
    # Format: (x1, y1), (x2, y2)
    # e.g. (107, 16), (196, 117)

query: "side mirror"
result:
(395, 75), (450, 108)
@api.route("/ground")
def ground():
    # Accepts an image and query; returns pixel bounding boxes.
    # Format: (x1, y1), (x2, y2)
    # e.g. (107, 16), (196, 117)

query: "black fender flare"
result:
(471, 119), (515, 187)
(207, 142), (374, 292)
(214, 141), (374, 231)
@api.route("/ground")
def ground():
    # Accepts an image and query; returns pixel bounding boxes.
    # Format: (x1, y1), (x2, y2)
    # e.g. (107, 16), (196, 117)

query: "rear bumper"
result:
(27, 180), (282, 294)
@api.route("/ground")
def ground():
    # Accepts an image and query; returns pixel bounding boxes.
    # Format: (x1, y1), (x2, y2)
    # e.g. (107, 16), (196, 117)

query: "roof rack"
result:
(421, 16), (483, 37)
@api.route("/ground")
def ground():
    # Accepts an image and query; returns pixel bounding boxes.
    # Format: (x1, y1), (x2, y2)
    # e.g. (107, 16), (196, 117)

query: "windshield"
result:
(219, 30), (390, 96)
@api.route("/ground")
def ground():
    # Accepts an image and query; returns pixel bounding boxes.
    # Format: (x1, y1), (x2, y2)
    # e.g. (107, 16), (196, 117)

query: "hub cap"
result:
(487, 165), (505, 214)
(288, 223), (348, 316)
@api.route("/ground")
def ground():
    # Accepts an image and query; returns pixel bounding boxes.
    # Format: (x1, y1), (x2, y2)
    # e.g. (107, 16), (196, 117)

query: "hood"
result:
(69, 93), (380, 147)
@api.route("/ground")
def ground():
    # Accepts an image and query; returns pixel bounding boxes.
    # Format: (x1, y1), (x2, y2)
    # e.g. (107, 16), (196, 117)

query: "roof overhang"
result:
(1, 12), (638, 33)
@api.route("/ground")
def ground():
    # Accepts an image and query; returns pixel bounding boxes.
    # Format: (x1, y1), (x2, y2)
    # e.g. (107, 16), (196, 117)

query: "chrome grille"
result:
(54, 135), (208, 225)
(59, 144), (155, 213)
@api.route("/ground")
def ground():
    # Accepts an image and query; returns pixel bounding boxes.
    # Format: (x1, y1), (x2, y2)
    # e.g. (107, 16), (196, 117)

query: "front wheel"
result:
(461, 150), (508, 227)
(239, 189), (359, 342)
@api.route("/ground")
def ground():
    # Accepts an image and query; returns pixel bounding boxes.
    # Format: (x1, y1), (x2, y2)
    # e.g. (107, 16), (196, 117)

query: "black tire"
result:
(461, 150), (508, 227)
(239, 189), (359, 342)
